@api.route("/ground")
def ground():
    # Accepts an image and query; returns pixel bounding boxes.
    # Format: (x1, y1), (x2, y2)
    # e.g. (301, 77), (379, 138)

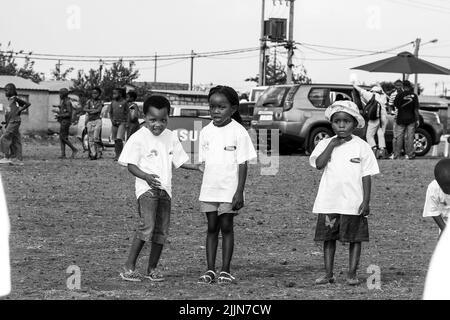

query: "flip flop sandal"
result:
(217, 271), (236, 285)
(198, 270), (216, 284)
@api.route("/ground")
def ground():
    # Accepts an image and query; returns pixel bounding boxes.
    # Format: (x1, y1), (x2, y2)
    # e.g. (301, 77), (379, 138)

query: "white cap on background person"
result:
(423, 226), (450, 300)
(0, 175), (11, 297)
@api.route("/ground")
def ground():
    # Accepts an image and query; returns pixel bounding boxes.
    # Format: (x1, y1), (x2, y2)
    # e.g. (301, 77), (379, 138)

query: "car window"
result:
(180, 109), (198, 117)
(330, 91), (352, 103)
(308, 88), (331, 108)
(256, 87), (290, 108)
(198, 109), (211, 117)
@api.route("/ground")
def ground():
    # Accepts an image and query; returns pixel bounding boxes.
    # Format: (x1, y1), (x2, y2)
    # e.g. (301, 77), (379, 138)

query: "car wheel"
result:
(414, 128), (432, 157)
(308, 127), (333, 154)
(81, 130), (89, 152)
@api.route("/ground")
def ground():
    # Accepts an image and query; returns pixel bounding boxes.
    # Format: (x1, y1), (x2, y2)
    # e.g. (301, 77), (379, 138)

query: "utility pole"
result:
(413, 38), (421, 95)
(286, 0), (295, 84)
(154, 53), (157, 82)
(56, 60), (62, 79)
(190, 50), (195, 91)
(259, 0), (266, 86)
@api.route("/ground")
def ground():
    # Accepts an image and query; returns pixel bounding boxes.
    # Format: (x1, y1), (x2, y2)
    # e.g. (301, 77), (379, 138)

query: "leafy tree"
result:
(0, 43), (44, 83)
(246, 52), (311, 85)
(51, 62), (74, 81)
(70, 59), (139, 106)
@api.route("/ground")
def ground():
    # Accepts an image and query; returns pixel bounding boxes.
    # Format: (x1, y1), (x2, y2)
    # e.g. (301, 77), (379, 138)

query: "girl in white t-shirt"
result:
(309, 100), (379, 286)
(197, 86), (257, 285)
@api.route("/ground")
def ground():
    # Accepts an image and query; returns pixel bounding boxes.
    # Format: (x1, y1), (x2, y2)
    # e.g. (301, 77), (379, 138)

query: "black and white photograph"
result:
(1, 0), (450, 307)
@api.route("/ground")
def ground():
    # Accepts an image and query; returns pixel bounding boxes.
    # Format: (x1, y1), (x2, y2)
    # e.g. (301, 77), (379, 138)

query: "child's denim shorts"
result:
(200, 202), (238, 216)
(314, 213), (369, 243)
(136, 189), (171, 244)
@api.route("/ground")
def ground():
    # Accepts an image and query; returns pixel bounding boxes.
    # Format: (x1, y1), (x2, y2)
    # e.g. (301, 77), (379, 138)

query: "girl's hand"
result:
(145, 174), (161, 189)
(330, 136), (351, 148)
(358, 201), (370, 217)
(232, 191), (244, 211)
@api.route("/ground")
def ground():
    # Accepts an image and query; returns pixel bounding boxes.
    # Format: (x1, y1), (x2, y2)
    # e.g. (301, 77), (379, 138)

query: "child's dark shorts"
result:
(314, 214), (369, 243)
(136, 189), (171, 245)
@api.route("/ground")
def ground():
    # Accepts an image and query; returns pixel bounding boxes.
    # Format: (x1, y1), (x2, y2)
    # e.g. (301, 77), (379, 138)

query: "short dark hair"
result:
(143, 95), (171, 115)
(402, 80), (412, 88)
(435, 159), (450, 189)
(113, 87), (127, 99)
(92, 87), (102, 95)
(5, 83), (17, 96)
(394, 80), (403, 85)
(127, 91), (137, 100)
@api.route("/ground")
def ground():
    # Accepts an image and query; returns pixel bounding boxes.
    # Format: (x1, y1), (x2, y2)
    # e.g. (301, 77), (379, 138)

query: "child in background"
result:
(0, 83), (31, 165)
(55, 88), (79, 159)
(422, 158), (450, 234)
(197, 86), (257, 285)
(83, 87), (103, 160)
(110, 88), (128, 161)
(118, 95), (202, 282)
(310, 100), (379, 286)
(126, 91), (140, 139)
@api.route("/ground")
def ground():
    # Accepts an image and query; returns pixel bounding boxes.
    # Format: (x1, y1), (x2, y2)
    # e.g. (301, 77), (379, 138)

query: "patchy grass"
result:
(0, 139), (439, 300)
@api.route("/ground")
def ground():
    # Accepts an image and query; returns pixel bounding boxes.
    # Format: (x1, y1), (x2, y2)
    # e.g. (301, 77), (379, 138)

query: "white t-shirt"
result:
(310, 135), (380, 215)
(199, 120), (257, 203)
(423, 180), (450, 223)
(0, 176), (11, 297)
(423, 225), (450, 300)
(118, 127), (189, 199)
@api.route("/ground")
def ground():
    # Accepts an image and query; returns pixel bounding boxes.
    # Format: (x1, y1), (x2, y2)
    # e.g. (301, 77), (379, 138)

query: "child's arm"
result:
(433, 216), (446, 232)
(127, 164), (161, 189)
(315, 137), (350, 170)
(15, 97), (31, 114)
(180, 162), (203, 171)
(232, 162), (248, 211)
(358, 175), (371, 216)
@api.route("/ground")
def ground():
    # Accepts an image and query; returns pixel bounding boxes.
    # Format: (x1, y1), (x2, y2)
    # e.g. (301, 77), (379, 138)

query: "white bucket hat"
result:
(325, 100), (365, 129)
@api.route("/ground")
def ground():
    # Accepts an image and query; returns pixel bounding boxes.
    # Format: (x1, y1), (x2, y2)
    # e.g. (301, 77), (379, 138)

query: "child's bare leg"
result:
(147, 243), (163, 273)
(219, 213), (234, 273)
(206, 212), (220, 271)
(125, 236), (145, 270)
(348, 242), (362, 279)
(324, 240), (336, 278)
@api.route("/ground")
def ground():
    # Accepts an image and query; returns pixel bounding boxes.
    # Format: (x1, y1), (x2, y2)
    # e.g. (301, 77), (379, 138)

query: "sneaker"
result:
(10, 158), (24, 166)
(119, 268), (143, 282)
(346, 277), (360, 286)
(0, 158), (12, 165)
(144, 269), (165, 282)
(315, 275), (336, 285)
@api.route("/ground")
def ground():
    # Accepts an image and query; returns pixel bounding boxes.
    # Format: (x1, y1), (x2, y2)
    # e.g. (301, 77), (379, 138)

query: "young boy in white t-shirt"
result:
(118, 95), (202, 282)
(310, 100), (380, 286)
(423, 159), (450, 234)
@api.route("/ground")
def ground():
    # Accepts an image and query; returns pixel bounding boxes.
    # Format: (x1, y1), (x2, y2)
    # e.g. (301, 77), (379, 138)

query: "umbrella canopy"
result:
(351, 51), (450, 75)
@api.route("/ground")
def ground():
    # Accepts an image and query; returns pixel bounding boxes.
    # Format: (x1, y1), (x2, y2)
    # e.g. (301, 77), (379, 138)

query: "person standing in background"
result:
(110, 88), (128, 161)
(55, 88), (79, 159)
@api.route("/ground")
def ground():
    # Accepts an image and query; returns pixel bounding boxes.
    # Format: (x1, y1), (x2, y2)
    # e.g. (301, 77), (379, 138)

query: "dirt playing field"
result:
(0, 137), (441, 300)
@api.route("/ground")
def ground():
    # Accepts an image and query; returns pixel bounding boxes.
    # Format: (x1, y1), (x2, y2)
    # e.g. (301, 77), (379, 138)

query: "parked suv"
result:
(251, 84), (444, 156)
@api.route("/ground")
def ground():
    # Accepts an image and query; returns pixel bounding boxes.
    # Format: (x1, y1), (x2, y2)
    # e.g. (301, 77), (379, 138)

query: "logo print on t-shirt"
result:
(350, 158), (361, 163)
(148, 150), (158, 158)
(224, 146), (237, 151)
(325, 216), (336, 229)
(202, 142), (210, 152)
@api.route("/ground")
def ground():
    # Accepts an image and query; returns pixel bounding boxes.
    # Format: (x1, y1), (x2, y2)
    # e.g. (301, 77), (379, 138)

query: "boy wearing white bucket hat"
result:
(309, 100), (380, 286)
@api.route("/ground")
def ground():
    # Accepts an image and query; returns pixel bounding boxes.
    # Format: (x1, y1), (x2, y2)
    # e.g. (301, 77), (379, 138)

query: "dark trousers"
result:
(0, 121), (22, 160)
(60, 119), (77, 156)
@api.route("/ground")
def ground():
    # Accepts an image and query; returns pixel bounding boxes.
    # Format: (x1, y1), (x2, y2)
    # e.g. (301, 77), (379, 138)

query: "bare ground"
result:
(0, 137), (440, 300)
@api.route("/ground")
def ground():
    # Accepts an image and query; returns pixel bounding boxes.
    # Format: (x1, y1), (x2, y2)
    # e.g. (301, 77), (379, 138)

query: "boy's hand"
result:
(358, 201), (370, 217)
(330, 136), (351, 148)
(145, 174), (161, 189)
(232, 191), (244, 211)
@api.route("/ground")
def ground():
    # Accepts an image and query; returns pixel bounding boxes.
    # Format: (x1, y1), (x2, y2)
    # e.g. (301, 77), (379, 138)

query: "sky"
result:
(1, 0), (449, 95)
